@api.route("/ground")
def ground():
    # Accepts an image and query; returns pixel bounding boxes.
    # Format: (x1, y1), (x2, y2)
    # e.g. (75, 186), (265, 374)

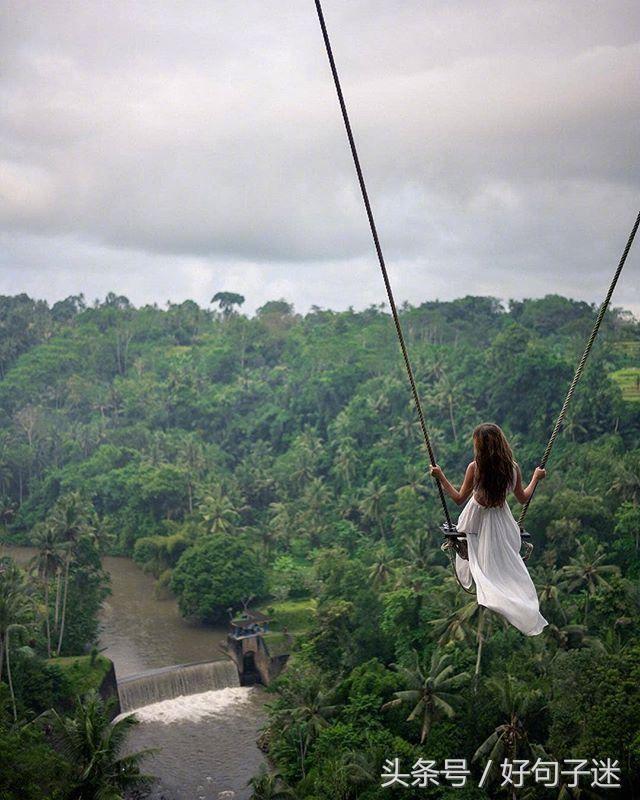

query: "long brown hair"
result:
(473, 423), (515, 507)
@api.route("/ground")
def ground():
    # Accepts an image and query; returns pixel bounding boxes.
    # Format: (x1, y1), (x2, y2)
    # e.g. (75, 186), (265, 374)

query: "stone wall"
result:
(100, 659), (121, 719)
(225, 634), (289, 686)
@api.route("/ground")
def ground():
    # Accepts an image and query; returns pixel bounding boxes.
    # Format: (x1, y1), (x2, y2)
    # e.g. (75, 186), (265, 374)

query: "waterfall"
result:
(118, 658), (240, 712)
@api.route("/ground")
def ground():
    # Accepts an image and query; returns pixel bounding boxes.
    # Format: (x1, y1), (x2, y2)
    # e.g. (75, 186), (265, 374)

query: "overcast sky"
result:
(1, 1), (639, 316)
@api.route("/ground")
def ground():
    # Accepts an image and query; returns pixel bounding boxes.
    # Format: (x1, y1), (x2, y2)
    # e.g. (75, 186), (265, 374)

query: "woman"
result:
(430, 423), (548, 636)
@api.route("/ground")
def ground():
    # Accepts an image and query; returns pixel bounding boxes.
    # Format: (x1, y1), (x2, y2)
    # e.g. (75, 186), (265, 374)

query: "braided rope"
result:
(314, 0), (452, 528)
(518, 210), (640, 528)
(313, 1), (638, 582)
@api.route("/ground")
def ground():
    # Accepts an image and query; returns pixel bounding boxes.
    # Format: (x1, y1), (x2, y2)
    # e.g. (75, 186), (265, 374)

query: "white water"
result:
(5, 547), (269, 800)
(124, 685), (268, 800)
(118, 659), (240, 712)
(117, 686), (255, 724)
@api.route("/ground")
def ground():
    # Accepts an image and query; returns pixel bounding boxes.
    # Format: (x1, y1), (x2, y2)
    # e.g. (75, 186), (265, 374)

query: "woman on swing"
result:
(430, 422), (548, 636)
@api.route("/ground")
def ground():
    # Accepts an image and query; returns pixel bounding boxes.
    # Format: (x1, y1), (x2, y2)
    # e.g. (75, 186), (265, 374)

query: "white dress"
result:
(454, 469), (548, 637)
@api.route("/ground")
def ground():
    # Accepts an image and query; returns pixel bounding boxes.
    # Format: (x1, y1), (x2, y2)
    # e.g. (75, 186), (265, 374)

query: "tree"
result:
(332, 436), (358, 489)
(547, 647), (640, 795)
(211, 291), (245, 317)
(247, 765), (295, 799)
(610, 453), (640, 506)
(559, 537), (620, 624)
(0, 560), (34, 720)
(198, 486), (242, 535)
(176, 434), (207, 514)
(0, 682), (70, 800)
(472, 673), (545, 797)
(268, 502), (292, 549)
(47, 493), (97, 655)
(170, 534), (267, 622)
(29, 523), (62, 658)
(433, 372), (460, 441)
(51, 294), (86, 323)
(257, 300), (294, 317)
(381, 648), (469, 744)
(268, 667), (339, 779)
(366, 545), (401, 588)
(297, 478), (332, 547)
(358, 480), (388, 540)
(532, 564), (566, 623)
(45, 691), (154, 799)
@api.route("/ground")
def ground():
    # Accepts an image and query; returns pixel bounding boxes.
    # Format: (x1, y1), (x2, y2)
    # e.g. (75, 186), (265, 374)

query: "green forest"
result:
(1, 290), (639, 799)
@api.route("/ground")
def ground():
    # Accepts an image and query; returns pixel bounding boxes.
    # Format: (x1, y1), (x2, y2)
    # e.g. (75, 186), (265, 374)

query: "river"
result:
(4, 546), (269, 800)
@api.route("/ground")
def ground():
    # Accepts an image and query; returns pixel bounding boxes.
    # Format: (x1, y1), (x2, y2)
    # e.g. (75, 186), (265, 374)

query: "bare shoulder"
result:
(467, 461), (476, 473)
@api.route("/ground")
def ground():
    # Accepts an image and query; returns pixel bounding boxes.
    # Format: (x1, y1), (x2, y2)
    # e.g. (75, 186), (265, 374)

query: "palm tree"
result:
(561, 408), (588, 442)
(267, 677), (339, 778)
(333, 436), (358, 489)
(602, 616), (634, 655)
(430, 600), (507, 683)
(338, 749), (380, 793)
(381, 648), (469, 744)
(546, 622), (605, 653)
(247, 765), (295, 799)
(609, 455), (640, 550)
(0, 559), (34, 720)
(198, 485), (240, 534)
(268, 502), (291, 547)
(423, 354), (446, 382)
(397, 463), (429, 497)
(359, 480), (388, 539)
(430, 598), (478, 648)
(559, 538), (620, 624)
(290, 429), (323, 489)
(45, 691), (154, 799)
(532, 565), (565, 618)
(0, 496), (16, 530)
(48, 492), (97, 656)
(30, 522), (62, 657)
(416, 425), (447, 463)
(388, 417), (420, 449)
(473, 673), (545, 799)
(609, 453), (640, 506)
(176, 434), (207, 514)
(433, 373), (460, 441)
(520, 743), (603, 800)
(367, 545), (402, 588)
(298, 478), (333, 547)
(397, 529), (448, 578)
(4, 622), (28, 722)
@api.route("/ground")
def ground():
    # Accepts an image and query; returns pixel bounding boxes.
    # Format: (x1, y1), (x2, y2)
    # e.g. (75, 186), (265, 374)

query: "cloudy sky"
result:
(1, 1), (639, 315)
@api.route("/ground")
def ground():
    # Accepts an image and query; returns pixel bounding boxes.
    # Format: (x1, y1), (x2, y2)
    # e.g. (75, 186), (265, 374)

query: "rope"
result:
(313, 0), (452, 528)
(518, 210), (640, 528)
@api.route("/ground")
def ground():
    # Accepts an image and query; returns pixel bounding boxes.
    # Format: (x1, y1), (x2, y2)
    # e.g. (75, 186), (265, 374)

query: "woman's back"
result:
(471, 460), (517, 508)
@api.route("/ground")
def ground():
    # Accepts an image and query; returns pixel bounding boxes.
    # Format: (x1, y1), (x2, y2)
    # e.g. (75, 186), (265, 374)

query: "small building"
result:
(223, 608), (288, 686)
(229, 609), (272, 639)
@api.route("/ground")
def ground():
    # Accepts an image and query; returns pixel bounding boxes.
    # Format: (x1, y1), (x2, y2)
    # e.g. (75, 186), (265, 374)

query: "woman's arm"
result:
(513, 463), (546, 504)
(430, 462), (475, 506)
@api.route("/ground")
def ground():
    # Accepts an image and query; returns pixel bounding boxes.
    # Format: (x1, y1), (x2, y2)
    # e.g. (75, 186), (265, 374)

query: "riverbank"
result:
(3, 546), (271, 800)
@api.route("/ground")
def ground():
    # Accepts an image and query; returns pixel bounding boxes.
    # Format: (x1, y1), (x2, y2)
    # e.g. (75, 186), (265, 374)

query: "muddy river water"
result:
(5, 546), (269, 800)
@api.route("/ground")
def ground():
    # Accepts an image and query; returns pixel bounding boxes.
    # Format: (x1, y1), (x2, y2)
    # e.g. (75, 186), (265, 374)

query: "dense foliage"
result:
(0, 290), (639, 797)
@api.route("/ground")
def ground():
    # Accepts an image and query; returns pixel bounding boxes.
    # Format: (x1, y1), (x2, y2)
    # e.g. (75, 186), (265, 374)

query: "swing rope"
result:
(518, 209), (640, 530)
(313, 0), (639, 593)
(313, 0), (452, 530)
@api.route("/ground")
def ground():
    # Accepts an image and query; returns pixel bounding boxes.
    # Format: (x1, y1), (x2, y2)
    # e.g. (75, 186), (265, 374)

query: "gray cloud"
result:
(1, 1), (639, 314)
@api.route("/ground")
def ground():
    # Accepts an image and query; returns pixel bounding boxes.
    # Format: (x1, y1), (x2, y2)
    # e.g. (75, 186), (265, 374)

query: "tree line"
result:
(0, 290), (639, 797)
